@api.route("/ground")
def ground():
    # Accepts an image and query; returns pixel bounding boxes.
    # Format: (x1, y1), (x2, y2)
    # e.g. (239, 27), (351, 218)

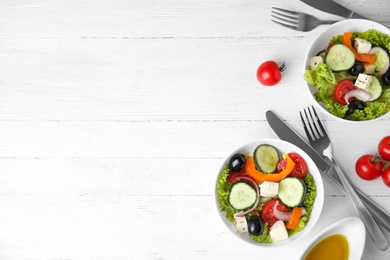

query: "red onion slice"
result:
(344, 89), (371, 104)
(273, 201), (307, 221)
(234, 176), (260, 218)
(273, 200), (292, 221)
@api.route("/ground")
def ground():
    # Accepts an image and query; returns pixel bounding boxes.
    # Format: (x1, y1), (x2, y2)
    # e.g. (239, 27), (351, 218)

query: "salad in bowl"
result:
(215, 139), (324, 246)
(304, 19), (390, 121)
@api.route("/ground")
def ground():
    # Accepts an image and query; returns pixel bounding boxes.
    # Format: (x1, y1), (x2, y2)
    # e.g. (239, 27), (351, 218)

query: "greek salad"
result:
(216, 144), (317, 243)
(304, 29), (390, 121)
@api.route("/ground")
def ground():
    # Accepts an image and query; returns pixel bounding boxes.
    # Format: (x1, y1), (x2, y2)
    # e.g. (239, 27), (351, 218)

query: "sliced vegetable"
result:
(273, 200), (292, 221)
(310, 56), (323, 70)
(254, 144), (280, 173)
(344, 89), (371, 104)
(365, 76), (383, 101)
(232, 176), (261, 218)
(286, 207), (304, 230)
(244, 155), (295, 183)
(342, 32), (376, 64)
(334, 79), (356, 105)
(342, 32), (353, 49)
(278, 177), (307, 208)
(228, 181), (257, 210)
(369, 47), (390, 74)
(261, 199), (290, 226)
(325, 44), (355, 71)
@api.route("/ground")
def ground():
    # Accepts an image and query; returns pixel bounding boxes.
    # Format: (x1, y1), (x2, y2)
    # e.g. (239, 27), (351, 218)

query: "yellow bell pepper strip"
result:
(244, 154), (295, 183)
(286, 207), (303, 230)
(342, 31), (376, 64)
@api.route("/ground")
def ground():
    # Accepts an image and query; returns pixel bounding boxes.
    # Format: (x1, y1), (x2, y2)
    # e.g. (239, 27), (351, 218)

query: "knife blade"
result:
(266, 110), (390, 233)
(300, 0), (367, 19)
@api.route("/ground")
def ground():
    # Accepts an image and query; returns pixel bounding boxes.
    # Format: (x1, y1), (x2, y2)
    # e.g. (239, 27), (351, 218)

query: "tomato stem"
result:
(279, 61), (286, 72)
(372, 153), (390, 171)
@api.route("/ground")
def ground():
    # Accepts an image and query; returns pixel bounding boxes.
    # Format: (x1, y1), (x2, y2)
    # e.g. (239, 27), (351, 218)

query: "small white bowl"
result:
(215, 138), (324, 246)
(304, 19), (390, 122)
(300, 217), (366, 259)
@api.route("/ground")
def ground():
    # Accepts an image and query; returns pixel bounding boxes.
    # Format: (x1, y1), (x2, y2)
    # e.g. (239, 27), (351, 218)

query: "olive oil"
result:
(304, 234), (349, 260)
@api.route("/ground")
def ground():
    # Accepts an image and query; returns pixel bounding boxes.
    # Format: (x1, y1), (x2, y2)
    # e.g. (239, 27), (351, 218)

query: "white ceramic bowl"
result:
(304, 19), (390, 122)
(215, 138), (324, 246)
(300, 217), (366, 259)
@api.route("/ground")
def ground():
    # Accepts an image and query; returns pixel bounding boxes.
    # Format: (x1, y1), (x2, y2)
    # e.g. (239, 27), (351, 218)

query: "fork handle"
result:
(327, 167), (390, 233)
(329, 156), (389, 251)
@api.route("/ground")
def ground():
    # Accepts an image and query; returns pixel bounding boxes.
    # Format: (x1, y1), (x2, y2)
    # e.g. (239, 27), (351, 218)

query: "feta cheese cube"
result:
(354, 38), (372, 54)
(260, 181), (279, 197)
(355, 73), (372, 90)
(233, 213), (248, 233)
(270, 220), (288, 242)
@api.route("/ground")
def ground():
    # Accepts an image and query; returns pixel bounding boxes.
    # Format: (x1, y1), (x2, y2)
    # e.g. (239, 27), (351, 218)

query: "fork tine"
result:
(303, 108), (318, 141)
(271, 7), (299, 18)
(310, 106), (328, 137)
(299, 111), (314, 143)
(271, 19), (298, 30)
(271, 13), (298, 25)
(307, 107), (323, 138)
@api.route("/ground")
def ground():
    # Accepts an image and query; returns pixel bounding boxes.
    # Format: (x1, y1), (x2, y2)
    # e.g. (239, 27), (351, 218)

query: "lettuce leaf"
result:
(304, 62), (336, 87)
(216, 166), (235, 222)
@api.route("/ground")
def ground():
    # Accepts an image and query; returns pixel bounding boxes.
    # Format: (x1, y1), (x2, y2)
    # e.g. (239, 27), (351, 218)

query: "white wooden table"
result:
(0, 0), (390, 259)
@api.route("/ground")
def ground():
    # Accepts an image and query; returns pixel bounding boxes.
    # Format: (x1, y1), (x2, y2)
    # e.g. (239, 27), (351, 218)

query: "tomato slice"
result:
(227, 169), (247, 184)
(334, 79), (356, 105)
(261, 199), (290, 227)
(277, 153), (308, 179)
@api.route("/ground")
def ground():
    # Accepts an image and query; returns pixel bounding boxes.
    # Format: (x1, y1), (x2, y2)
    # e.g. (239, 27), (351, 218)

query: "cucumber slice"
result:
(228, 181), (257, 210)
(325, 44), (355, 71)
(278, 177), (307, 208)
(369, 47), (390, 74)
(366, 76), (383, 101)
(253, 144), (280, 173)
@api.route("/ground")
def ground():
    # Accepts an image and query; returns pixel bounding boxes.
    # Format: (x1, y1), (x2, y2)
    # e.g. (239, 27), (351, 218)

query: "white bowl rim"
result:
(304, 19), (390, 123)
(300, 216), (366, 259)
(214, 138), (325, 247)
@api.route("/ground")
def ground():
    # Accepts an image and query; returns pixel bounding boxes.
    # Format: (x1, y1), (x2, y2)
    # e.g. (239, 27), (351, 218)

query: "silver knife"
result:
(266, 110), (390, 233)
(300, 0), (367, 19)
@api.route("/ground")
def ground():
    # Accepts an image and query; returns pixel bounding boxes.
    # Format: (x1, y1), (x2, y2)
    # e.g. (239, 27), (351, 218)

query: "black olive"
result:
(228, 153), (246, 172)
(248, 215), (264, 236)
(345, 107), (355, 116)
(382, 70), (390, 86)
(350, 100), (365, 110)
(348, 62), (365, 76)
(345, 100), (365, 116)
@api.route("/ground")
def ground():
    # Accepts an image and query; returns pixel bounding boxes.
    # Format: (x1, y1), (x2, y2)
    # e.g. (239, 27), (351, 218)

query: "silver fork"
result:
(300, 106), (389, 251)
(271, 7), (338, 32)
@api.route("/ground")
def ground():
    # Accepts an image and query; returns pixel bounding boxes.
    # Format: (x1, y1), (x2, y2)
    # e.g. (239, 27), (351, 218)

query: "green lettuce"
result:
(304, 62), (336, 87)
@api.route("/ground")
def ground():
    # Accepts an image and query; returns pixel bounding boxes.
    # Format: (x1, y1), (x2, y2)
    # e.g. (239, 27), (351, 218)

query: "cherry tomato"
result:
(261, 199), (290, 227)
(355, 154), (384, 180)
(381, 167), (390, 188)
(227, 169), (247, 184)
(277, 153), (308, 179)
(334, 79), (356, 105)
(256, 61), (286, 86)
(378, 136), (390, 161)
